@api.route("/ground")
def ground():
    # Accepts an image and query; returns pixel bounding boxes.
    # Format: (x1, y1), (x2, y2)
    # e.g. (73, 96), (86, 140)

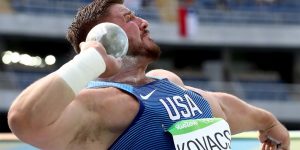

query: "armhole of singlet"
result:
(86, 80), (146, 150)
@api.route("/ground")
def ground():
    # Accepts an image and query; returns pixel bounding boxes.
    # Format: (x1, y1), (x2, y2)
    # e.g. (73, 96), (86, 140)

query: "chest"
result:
(87, 80), (215, 149)
(132, 84), (213, 128)
(108, 84), (214, 149)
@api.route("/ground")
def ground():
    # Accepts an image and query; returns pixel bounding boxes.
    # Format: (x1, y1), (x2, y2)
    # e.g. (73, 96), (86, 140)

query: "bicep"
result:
(185, 86), (273, 135)
(186, 86), (261, 134)
(215, 93), (266, 134)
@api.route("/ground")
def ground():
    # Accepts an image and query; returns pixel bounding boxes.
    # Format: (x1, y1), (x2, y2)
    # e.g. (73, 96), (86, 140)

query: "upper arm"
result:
(185, 86), (275, 134)
(211, 92), (275, 134)
(212, 93), (255, 134)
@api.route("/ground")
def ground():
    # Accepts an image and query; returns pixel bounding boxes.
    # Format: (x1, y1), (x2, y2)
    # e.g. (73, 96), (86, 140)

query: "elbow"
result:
(8, 109), (47, 149)
(7, 108), (32, 140)
(8, 109), (25, 133)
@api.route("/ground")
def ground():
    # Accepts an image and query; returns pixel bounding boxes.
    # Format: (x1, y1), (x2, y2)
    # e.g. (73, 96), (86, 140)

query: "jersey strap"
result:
(87, 80), (133, 93)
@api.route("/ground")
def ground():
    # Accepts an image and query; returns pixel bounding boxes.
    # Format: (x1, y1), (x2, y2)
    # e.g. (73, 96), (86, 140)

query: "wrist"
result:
(261, 123), (278, 133)
(56, 47), (106, 94)
(257, 110), (279, 132)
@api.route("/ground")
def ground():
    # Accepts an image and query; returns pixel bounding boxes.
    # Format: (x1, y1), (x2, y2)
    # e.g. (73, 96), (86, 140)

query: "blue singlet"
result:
(87, 78), (213, 150)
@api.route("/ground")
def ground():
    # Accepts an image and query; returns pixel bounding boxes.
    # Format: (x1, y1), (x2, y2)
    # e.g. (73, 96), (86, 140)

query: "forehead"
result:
(107, 4), (130, 16)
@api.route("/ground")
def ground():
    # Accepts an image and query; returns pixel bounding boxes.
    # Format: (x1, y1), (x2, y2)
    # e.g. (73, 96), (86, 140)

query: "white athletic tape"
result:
(56, 47), (106, 94)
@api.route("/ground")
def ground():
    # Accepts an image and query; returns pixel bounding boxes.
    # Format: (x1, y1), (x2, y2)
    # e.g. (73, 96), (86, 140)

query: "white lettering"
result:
(175, 120), (198, 130)
(160, 95), (203, 121)
(173, 96), (191, 118)
(160, 98), (180, 120)
(185, 94), (202, 116)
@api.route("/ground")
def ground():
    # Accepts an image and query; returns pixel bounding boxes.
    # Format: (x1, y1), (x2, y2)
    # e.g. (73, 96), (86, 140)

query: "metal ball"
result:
(86, 22), (128, 58)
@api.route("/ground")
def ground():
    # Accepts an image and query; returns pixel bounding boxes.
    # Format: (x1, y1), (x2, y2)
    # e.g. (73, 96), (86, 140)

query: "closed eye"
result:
(124, 11), (136, 22)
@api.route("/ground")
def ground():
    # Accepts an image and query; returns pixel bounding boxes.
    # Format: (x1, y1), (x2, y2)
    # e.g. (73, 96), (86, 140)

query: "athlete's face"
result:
(103, 4), (160, 60)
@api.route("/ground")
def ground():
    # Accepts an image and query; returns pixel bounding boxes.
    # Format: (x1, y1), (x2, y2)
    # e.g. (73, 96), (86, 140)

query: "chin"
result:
(147, 37), (160, 50)
(146, 42), (161, 60)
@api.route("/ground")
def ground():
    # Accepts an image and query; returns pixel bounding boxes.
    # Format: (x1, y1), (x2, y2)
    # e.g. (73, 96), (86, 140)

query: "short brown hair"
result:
(66, 0), (124, 53)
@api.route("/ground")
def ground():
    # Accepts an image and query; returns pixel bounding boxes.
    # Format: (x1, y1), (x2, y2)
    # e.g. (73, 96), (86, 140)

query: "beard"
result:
(127, 37), (161, 60)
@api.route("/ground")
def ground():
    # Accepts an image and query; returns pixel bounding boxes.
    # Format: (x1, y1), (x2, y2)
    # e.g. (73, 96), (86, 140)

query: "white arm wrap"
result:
(56, 48), (106, 94)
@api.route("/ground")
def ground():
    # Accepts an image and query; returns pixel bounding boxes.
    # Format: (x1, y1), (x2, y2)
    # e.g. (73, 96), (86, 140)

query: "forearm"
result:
(8, 47), (106, 137)
(218, 93), (290, 149)
(250, 106), (279, 132)
(8, 73), (75, 133)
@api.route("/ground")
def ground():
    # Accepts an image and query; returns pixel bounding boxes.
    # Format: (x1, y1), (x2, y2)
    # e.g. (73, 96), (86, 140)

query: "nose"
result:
(137, 17), (148, 31)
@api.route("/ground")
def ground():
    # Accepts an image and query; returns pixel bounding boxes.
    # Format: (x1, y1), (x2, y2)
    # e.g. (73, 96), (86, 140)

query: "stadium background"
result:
(0, 0), (300, 149)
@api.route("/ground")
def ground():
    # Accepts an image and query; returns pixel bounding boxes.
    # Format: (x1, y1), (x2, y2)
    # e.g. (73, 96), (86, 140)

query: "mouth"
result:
(141, 29), (150, 39)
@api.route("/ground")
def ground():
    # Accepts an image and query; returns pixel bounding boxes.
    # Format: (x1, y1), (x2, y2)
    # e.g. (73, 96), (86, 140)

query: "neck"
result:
(101, 56), (154, 85)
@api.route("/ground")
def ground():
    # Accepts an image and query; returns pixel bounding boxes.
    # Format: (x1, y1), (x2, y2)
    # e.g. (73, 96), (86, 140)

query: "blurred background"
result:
(0, 0), (300, 137)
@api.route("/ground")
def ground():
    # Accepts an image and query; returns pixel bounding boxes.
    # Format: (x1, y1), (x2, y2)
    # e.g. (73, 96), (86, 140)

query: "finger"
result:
(260, 135), (268, 143)
(79, 42), (87, 51)
(263, 139), (275, 150)
(259, 132), (268, 142)
(268, 140), (278, 150)
(262, 142), (267, 150)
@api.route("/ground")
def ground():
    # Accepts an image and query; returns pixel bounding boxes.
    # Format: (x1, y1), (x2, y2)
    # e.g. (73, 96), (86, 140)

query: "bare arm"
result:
(188, 88), (290, 150)
(7, 41), (120, 148)
(8, 74), (75, 141)
(216, 92), (290, 150)
(210, 92), (279, 133)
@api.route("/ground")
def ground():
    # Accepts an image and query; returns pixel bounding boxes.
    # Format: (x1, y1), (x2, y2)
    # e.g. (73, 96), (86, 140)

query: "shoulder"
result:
(146, 69), (184, 86)
(185, 86), (227, 119)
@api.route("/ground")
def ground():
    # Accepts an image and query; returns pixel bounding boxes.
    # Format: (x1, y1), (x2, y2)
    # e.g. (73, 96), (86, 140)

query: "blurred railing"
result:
(184, 80), (300, 102)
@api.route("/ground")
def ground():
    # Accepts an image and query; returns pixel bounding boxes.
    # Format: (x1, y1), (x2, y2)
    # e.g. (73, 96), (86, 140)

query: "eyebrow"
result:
(123, 10), (135, 16)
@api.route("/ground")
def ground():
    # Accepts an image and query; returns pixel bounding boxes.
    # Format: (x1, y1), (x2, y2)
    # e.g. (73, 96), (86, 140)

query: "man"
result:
(8, 0), (290, 149)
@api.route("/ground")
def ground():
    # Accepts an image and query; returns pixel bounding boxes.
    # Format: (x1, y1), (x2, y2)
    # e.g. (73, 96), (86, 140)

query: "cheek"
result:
(124, 23), (140, 37)
(126, 29), (143, 49)
(127, 36), (142, 53)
